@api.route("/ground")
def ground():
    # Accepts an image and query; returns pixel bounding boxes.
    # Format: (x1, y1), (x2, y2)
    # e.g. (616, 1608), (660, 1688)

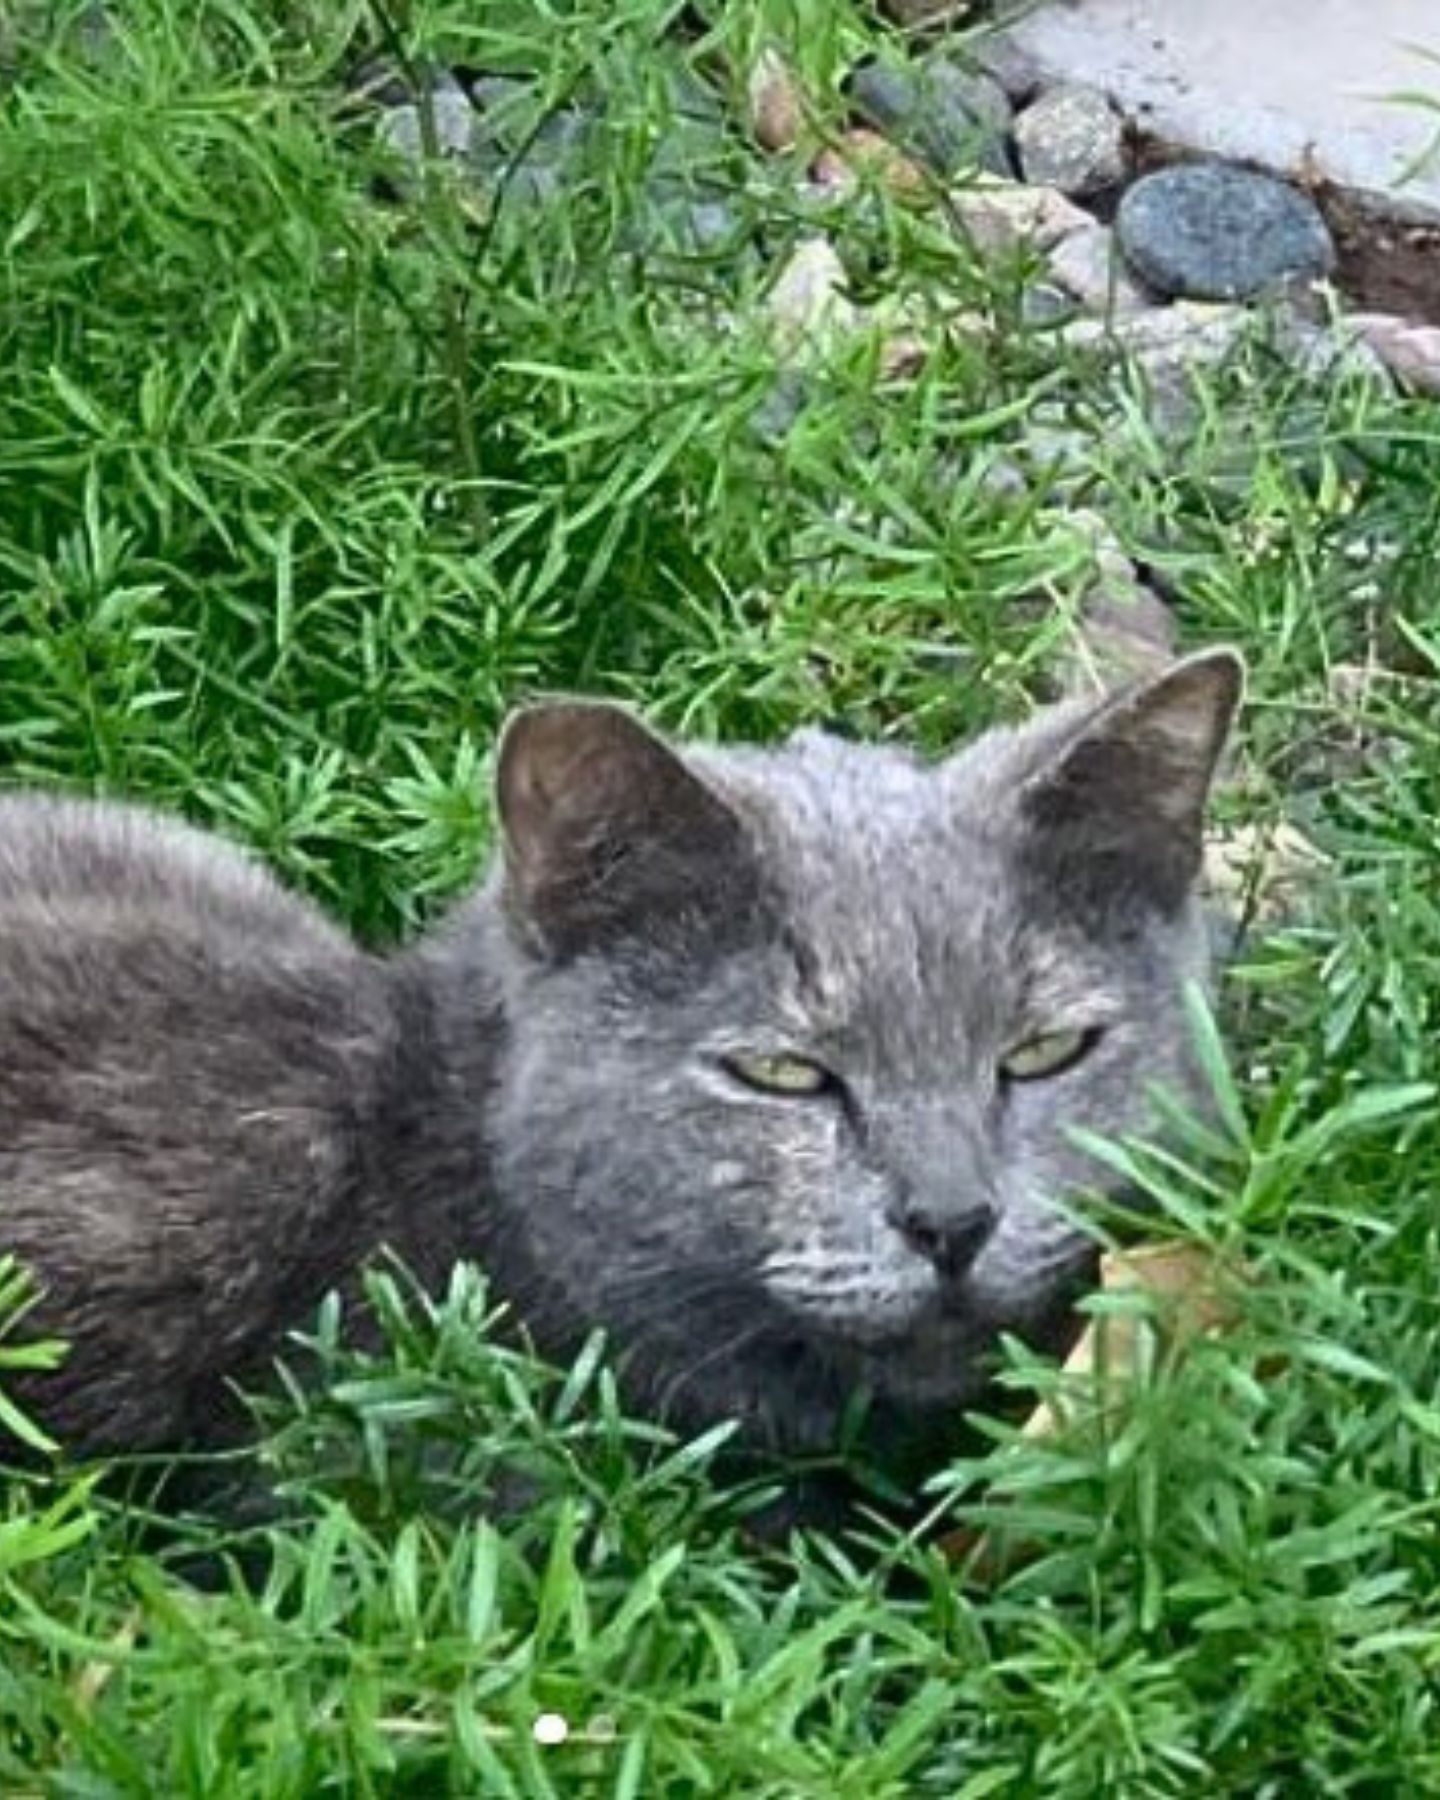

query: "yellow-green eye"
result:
(1000, 1028), (1097, 1083)
(723, 1053), (833, 1097)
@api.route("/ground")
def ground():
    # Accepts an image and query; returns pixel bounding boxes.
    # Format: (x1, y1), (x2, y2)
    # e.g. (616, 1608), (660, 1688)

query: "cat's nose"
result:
(889, 1199), (996, 1281)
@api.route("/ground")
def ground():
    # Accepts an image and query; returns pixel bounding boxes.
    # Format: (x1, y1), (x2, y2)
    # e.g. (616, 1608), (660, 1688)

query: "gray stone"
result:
(946, 179), (1091, 255)
(626, 177), (750, 262)
(1015, 84), (1126, 196)
(377, 79), (476, 167)
(880, 0), (981, 25)
(749, 371), (810, 445)
(849, 56), (1013, 179)
(1047, 221), (1153, 317)
(1020, 283), (1081, 327)
(1117, 163), (1336, 301)
(1343, 312), (1440, 394)
(967, 33), (1045, 104)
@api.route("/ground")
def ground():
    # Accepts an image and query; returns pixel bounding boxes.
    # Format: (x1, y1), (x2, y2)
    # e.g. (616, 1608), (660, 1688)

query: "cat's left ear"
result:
(1018, 649), (1244, 911)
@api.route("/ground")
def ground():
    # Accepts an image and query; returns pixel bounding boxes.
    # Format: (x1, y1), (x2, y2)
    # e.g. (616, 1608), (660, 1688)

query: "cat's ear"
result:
(1017, 649), (1244, 911)
(496, 700), (756, 960)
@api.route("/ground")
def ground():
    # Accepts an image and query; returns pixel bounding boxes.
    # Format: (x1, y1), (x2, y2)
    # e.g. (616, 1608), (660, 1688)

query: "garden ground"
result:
(1, 3), (1439, 1793)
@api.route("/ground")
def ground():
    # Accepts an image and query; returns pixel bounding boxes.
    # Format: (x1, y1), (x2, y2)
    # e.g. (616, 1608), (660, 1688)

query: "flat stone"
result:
(1343, 312), (1440, 393)
(1204, 823), (1330, 925)
(1015, 84), (1126, 196)
(1060, 302), (1250, 360)
(1117, 164), (1335, 300)
(947, 178), (1091, 254)
(849, 56), (1013, 179)
(880, 0), (981, 25)
(1047, 221), (1153, 316)
(766, 238), (860, 358)
(991, 0), (1440, 209)
(1020, 282), (1081, 327)
(377, 79), (476, 165)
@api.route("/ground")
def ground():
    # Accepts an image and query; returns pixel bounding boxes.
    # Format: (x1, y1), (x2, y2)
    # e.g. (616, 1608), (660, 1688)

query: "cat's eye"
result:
(999, 1027), (1099, 1084)
(722, 1052), (834, 1098)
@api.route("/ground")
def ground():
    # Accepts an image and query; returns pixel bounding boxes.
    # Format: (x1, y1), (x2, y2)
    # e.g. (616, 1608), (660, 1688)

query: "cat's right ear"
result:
(495, 701), (757, 961)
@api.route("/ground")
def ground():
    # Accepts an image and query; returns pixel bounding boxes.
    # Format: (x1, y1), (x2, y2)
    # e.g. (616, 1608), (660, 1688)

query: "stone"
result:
(880, 0), (979, 25)
(1203, 823), (1330, 925)
(991, 0), (1440, 211)
(1047, 222), (1154, 317)
(377, 78), (476, 166)
(633, 181), (748, 258)
(766, 238), (860, 358)
(1015, 84), (1126, 197)
(1342, 313), (1440, 395)
(1116, 163), (1336, 302)
(1058, 305), (1252, 445)
(1019, 283), (1080, 328)
(967, 33), (1045, 104)
(810, 128), (931, 200)
(747, 46), (805, 155)
(849, 56), (1013, 180)
(1277, 316), (1391, 387)
(460, 78), (605, 206)
(749, 370), (810, 444)
(946, 178), (1090, 255)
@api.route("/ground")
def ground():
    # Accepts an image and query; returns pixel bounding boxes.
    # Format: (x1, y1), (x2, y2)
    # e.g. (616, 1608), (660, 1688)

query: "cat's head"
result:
(481, 652), (1243, 1456)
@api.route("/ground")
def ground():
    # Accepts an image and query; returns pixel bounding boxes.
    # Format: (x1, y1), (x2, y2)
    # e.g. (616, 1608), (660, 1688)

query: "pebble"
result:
(766, 238), (859, 358)
(1015, 84), (1125, 198)
(1047, 222), (1153, 317)
(747, 46), (804, 155)
(1069, 586), (1178, 691)
(849, 56), (1012, 179)
(880, 0), (980, 24)
(809, 128), (930, 200)
(1203, 823), (1330, 925)
(1116, 163), (1336, 301)
(1342, 312), (1440, 394)
(968, 35), (1044, 105)
(1020, 283), (1080, 328)
(1059, 302), (1250, 363)
(633, 180), (747, 258)
(377, 78), (476, 166)
(1058, 305), (1253, 447)
(946, 179), (1090, 255)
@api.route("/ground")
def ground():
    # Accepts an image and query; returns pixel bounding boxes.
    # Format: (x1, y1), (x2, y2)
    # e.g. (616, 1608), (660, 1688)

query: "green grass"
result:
(2, 1), (1440, 1791)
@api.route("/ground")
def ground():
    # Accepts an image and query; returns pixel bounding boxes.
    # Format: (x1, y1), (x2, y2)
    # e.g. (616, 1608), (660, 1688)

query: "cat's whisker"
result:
(654, 1320), (775, 1421)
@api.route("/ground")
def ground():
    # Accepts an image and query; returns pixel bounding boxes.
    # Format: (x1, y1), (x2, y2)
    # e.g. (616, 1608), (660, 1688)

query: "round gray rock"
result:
(1015, 84), (1125, 196)
(1116, 163), (1336, 300)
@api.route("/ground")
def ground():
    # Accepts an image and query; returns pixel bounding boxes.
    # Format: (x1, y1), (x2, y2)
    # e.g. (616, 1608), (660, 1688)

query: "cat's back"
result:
(0, 792), (339, 933)
(0, 794), (399, 1450)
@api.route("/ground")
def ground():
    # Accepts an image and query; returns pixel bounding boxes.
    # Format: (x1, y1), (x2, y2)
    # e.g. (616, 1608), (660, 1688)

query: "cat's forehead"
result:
(691, 732), (1123, 1053)
(697, 731), (1023, 947)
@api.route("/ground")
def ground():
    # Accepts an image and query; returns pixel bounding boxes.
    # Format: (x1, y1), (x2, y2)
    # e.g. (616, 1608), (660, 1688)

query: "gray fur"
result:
(0, 652), (1242, 1469)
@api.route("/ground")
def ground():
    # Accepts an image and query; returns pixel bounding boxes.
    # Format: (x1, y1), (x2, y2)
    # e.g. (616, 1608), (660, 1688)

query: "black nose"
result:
(890, 1201), (996, 1280)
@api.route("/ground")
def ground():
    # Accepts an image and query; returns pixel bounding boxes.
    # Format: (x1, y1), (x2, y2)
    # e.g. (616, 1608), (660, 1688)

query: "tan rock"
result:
(747, 45), (805, 155)
(810, 128), (931, 200)
(879, 0), (979, 25)
(946, 177), (1091, 255)
(1203, 821), (1330, 923)
(1021, 1243), (1248, 1441)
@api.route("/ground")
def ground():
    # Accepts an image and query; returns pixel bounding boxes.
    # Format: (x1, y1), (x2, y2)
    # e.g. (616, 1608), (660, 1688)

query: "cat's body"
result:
(0, 653), (1241, 1476)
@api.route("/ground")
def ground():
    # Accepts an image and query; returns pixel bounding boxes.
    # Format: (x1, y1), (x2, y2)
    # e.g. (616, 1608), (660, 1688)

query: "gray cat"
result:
(0, 649), (1241, 1479)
